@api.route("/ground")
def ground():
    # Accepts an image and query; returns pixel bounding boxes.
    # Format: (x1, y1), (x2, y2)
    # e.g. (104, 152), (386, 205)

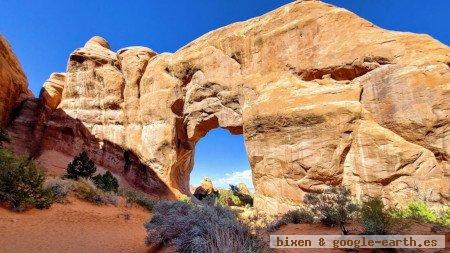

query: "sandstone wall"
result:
(5, 0), (449, 213)
(0, 35), (31, 126)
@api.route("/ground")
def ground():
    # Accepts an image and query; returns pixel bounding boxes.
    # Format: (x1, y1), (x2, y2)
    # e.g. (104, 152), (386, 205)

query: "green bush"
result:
(215, 186), (253, 207)
(230, 184), (253, 206)
(0, 148), (54, 211)
(216, 189), (237, 206)
(0, 127), (10, 147)
(124, 191), (155, 211)
(268, 208), (314, 232)
(92, 171), (119, 193)
(439, 208), (450, 227)
(304, 186), (358, 235)
(391, 201), (449, 227)
(72, 178), (118, 206)
(66, 151), (97, 180)
(145, 201), (268, 252)
(360, 198), (394, 235)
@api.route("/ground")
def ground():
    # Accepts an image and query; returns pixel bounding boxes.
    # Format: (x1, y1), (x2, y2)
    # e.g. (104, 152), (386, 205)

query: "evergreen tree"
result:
(92, 171), (119, 192)
(66, 151), (97, 179)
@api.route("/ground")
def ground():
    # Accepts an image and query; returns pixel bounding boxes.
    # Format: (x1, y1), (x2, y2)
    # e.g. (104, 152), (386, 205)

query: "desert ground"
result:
(0, 198), (149, 253)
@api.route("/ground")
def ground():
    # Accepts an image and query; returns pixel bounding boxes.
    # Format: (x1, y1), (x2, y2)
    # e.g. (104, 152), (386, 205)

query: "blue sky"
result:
(1, 0), (448, 188)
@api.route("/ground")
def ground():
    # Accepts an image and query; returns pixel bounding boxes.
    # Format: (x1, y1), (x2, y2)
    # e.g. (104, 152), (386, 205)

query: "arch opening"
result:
(189, 128), (253, 200)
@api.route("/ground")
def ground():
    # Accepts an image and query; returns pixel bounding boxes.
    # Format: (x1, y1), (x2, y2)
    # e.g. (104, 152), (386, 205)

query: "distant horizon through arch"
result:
(190, 128), (253, 191)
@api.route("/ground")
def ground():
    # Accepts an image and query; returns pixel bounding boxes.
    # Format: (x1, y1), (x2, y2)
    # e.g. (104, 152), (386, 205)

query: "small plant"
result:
(404, 202), (438, 222)
(0, 127), (10, 147)
(391, 201), (450, 227)
(304, 186), (358, 235)
(230, 184), (253, 206)
(282, 208), (315, 224)
(92, 171), (119, 193)
(360, 197), (393, 235)
(124, 191), (155, 211)
(438, 208), (450, 227)
(65, 151), (97, 180)
(268, 208), (314, 232)
(0, 148), (54, 211)
(72, 178), (118, 206)
(238, 208), (275, 231)
(144, 201), (268, 252)
(44, 177), (74, 203)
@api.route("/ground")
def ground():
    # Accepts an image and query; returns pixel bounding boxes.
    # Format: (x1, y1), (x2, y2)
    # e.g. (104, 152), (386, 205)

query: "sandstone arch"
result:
(3, 0), (449, 214)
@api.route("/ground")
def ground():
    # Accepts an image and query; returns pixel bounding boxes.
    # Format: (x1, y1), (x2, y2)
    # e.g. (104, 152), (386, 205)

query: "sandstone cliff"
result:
(4, 0), (449, 213)
(0, 36), (31, 126)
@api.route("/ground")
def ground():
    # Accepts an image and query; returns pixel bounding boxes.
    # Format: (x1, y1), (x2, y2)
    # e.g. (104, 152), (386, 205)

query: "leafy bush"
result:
(215, 185), (253, 207)
(304, 186), (358, 234)
(282, 208), (315, 224)
(72, 178), (118, 206)
(360, 197), (396, 235)
(439, 208), (450, 227)
(238, 208), (275, 231)
(124, 191), (155, 211)
(216, 189), (240, 206)
(65, 151), (97, 180)
(145, 201), (268, 252)
(230, 184), (253, 206)
(92, 171), (119, 193)
(268, 208), (314, 232)
(0, 148), (54, 211)
(392, 201), (449, 227)
(44, 177), (74, 203)
(0, 127), (10, 146)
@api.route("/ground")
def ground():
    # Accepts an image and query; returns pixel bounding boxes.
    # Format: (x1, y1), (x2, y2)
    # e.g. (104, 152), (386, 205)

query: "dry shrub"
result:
(145, 201), (269, 253)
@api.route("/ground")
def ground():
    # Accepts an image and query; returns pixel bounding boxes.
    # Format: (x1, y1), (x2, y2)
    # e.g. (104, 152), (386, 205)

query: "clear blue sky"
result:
(1, 0), (448, 188)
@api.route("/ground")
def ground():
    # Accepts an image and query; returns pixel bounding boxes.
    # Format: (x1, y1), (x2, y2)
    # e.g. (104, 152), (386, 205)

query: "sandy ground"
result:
(0, 198), (151, 253)
(1, 199), (448, 253)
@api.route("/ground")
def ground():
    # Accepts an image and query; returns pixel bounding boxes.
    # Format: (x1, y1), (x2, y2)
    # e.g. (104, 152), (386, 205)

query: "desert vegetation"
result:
(0, 143), (123, 211)
(65, 151), (97, 180)
(197, 183), (254, 207)
(144, 200), (268, 253)
(267, 186), (449, 236)
(124, 190), (156, 211)
(0, 148), (54, 211)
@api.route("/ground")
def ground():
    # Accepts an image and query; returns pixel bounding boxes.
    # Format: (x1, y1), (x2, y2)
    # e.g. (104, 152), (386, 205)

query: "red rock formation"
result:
(3, 0), (449, 213)
(0, 36), (32, 126)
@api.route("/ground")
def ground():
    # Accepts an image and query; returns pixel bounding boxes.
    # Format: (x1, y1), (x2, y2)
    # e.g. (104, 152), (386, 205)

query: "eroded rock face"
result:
(193, 178), (216, 200)
(0, 36), (31, 126)
(5, 1), (450, 213)
(40, 73), (66, 110)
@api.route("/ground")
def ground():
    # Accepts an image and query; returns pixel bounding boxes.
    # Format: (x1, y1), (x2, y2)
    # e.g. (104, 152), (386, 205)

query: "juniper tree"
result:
(66, 151), (97, 180)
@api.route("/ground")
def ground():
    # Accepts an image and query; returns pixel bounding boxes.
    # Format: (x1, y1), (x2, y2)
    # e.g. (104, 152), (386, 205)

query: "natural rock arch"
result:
(3, 1), (448, 214)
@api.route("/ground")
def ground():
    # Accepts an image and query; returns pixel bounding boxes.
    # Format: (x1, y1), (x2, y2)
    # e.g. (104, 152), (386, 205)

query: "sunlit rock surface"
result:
(4, 0), (449, 213)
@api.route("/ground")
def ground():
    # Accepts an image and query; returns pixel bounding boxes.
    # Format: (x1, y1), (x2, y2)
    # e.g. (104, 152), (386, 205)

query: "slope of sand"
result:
(0, 198), (150, 253)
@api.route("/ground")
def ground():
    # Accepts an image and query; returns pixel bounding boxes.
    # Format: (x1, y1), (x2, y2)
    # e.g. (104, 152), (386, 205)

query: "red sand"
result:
(0, 198), (151, 253)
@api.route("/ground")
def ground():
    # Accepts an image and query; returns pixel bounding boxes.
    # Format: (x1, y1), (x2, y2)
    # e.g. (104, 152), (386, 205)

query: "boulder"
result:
(236, 183), (251, 195)
(193, 178), (217, 200)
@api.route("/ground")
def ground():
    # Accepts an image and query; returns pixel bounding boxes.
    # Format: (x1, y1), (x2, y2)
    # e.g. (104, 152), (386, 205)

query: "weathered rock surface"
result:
(4, 0), (449, 213)
(0, 36), (31, 126)
(40, 73), (66, 110)
(193, 178), (217, 200)
(237, 182), (251, 195)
